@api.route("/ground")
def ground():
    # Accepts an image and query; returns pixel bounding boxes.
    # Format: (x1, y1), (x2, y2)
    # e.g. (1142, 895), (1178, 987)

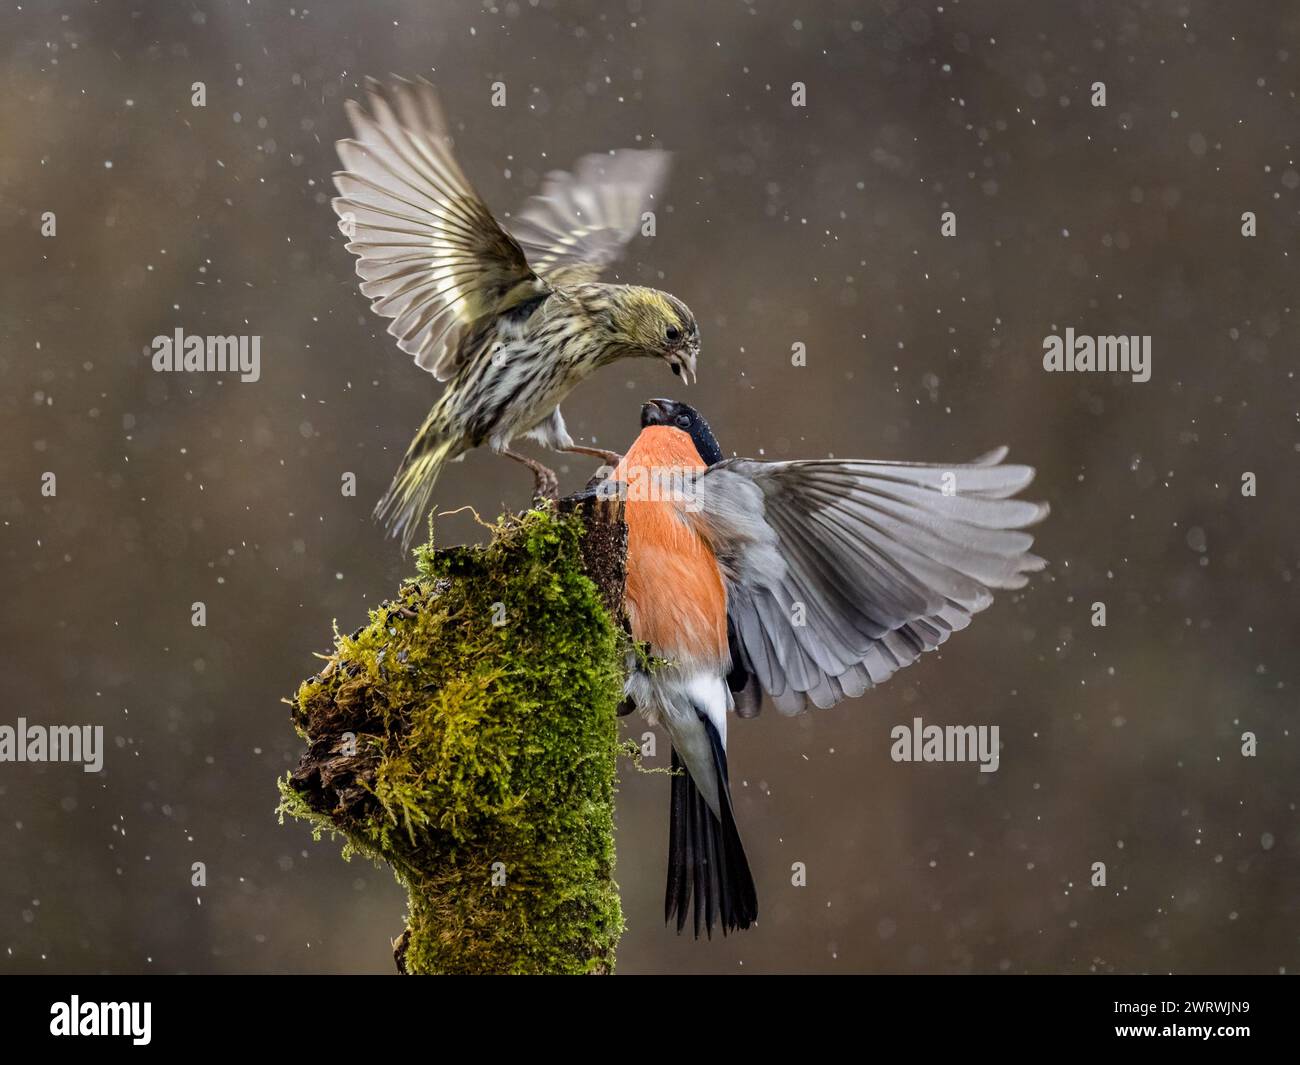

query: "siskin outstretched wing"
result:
(682, 449), (1049, 715)
(332, 76), (547, 381)
(507, 149), (671, 287)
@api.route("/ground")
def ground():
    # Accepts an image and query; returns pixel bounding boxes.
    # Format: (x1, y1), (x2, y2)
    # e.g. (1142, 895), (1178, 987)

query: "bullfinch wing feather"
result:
(681, 453), (1049, 715)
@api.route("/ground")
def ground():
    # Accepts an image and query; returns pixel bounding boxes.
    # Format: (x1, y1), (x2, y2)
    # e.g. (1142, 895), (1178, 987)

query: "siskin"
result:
(332, 76), (699, 549)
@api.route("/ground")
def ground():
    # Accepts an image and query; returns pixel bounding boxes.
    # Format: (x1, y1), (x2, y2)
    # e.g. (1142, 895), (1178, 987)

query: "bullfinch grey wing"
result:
(680, 450), (1049, 715)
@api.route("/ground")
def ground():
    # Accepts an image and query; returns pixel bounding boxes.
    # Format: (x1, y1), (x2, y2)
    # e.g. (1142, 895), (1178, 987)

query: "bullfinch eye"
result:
(665, 325), (682, 344)
(675, 414), (691, 429)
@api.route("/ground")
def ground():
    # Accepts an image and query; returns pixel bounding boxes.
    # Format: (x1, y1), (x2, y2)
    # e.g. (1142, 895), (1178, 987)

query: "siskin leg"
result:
(560, 444), (623, 467)
(502, 447), (559, 501)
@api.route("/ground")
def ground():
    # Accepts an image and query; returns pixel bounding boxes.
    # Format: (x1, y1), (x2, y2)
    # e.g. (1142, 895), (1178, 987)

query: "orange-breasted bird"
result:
(608, 399), (1048, 936)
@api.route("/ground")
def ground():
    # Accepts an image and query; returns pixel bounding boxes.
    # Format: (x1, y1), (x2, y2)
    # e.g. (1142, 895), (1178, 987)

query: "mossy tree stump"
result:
(280, 495), (628, 974)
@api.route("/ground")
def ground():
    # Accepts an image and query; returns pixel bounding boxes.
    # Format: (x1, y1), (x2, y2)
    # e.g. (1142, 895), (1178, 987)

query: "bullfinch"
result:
(607, 399), (1048, 937)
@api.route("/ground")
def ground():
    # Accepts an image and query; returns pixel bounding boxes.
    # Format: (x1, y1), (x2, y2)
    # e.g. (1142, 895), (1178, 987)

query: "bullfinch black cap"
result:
(640, 399), (725, 466)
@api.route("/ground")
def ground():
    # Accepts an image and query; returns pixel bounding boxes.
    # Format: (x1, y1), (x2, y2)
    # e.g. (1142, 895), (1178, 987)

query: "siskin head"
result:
(601, 287), (700, 383)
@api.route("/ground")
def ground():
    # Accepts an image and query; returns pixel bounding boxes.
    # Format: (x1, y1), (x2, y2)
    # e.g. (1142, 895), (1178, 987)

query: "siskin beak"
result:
(669, 349), (697, 385)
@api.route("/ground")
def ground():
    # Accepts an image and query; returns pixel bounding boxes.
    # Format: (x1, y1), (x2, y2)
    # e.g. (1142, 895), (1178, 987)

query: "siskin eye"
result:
(665, 325), (681, 344)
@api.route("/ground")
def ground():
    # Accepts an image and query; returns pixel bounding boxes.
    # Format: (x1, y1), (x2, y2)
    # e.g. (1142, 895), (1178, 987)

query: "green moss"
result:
(281, 507), (625, 974)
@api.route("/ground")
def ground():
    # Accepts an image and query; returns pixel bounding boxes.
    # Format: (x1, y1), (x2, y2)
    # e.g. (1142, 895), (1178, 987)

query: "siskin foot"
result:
(503, 447), (559, 502)
(533, 467), (559, 502)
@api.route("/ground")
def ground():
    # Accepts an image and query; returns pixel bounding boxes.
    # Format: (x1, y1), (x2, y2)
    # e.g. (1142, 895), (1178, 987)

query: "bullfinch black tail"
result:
(665, 721), (758, 937)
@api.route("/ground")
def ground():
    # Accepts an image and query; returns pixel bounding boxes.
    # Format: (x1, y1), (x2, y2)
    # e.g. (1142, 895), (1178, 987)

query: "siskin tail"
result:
(375, 416), (460, 553)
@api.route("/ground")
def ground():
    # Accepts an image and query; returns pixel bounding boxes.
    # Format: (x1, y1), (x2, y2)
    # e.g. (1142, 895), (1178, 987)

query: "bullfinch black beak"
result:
(640, 398), (673, 428)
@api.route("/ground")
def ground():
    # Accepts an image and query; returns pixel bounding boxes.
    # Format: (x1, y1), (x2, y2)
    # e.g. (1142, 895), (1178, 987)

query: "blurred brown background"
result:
(1, 0), (1296, 974)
